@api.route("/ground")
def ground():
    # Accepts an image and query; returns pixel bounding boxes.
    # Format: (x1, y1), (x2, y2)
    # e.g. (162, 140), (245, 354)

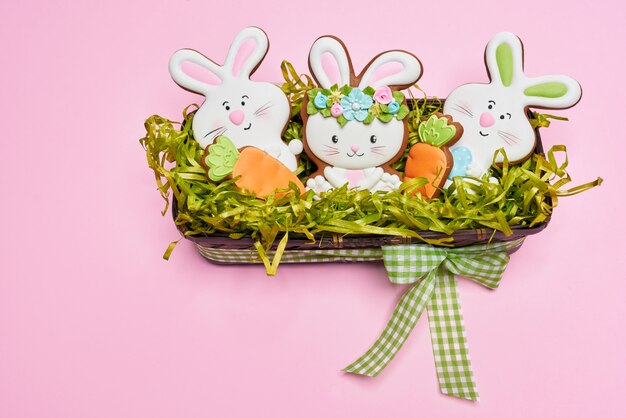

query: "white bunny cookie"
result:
(169, 27), (302, 171)
(444, 32), (582, 180)
(302, 36), (422, 193)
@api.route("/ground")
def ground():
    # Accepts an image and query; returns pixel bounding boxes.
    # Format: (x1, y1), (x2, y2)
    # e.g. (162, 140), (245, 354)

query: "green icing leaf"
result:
(395, 105), (410, 120)
(337, 115), (348, 127)
(363, 113), (375, 124)
(321, 88), (332, 96)
(205, 136), (240, 181)
(320, 108), (331, 117)
(392, 91), (405, 103)
(306, 100), (319, 115)
(340, 85), (352, 96)
(378, 113), (393, 123)
(417, 115), (457, 147)
(379, 103), (389, 113)
(307, 88), (321, 101)
(362, 86), (375, 95)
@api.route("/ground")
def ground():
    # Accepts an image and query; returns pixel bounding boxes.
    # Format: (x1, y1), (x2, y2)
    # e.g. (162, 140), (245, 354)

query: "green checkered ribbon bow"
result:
(344, 239), (525, 401)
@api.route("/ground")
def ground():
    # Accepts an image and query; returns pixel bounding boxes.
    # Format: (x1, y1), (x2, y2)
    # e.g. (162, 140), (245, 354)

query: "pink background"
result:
(1, 0), (624, 416)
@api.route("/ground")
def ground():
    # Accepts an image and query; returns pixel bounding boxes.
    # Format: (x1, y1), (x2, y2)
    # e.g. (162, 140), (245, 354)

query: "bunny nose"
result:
(229, 110), (245, 126)
(351, 144), (360, 153)
(479, 112), (495, 127)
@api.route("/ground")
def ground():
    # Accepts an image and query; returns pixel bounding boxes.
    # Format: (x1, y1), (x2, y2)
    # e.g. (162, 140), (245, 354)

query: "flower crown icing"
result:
(306, 84), (410, 126)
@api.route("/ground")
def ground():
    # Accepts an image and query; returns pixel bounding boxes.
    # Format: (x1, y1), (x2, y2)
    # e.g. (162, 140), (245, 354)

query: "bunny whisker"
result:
(451, 104), (473, 118)
(457, 103), (474, 116)
(497, 132), (514, 146)
(254, 101), (273, 115)
(370, 146), (387, 149)
(498, 130), (521, 144)
(323, 145), (339, 150)
(370, 150), (385, 156)
(204, 126), (226, 138)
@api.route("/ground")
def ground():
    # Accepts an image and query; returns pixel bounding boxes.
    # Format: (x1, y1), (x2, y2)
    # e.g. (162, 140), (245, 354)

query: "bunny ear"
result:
(169, 49), (224, 96)
(308, 36), (353, 88)
(485, 32), (525, 87)
(223, 27), (269, 79)
(521, 75), (582, 109)
(357, 51), (422, 90)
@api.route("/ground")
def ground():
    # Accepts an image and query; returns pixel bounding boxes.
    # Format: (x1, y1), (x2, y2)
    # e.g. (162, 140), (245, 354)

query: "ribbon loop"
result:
(344, 239), (525, 401)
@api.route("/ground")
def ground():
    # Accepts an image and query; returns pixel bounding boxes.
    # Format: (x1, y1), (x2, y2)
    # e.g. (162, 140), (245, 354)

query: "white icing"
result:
(358, 51), (422, 90)
(444, 32), (582, 179)
(308, 37), (352, 88)
(168, 27), (299, 171)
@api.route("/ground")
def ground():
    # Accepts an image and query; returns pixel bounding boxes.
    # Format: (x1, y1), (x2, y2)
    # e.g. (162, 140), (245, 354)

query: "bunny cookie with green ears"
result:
(444, 32), (582, 181)
(302, 36), (422, 193)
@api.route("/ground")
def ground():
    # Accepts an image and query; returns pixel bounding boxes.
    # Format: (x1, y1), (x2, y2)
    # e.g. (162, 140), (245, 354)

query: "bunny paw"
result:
(371, 173), (401, 193)
(465, 162), (484, 178)
(306, 176), (333, 194)
(288, 139), (303, 156)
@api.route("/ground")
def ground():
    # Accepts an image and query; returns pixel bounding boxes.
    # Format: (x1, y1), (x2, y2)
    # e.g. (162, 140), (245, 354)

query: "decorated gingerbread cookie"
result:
(443, 32), (582, 180)
(302, 36), (422, 193)
(168, 27), (302, 171)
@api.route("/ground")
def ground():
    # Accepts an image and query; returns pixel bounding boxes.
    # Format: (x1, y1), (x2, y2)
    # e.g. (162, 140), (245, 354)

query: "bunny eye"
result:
(500, 113), (511, 120)
(488, 100), (496, 110)
(222, 101), (230, 111)
(241, 95), (249, 106)
(331, 135), (339, 144)
(370, 135), (377, 144)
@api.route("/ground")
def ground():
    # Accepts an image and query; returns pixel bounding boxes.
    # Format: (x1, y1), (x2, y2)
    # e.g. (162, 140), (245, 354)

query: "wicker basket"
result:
(172, 100), (549, 265)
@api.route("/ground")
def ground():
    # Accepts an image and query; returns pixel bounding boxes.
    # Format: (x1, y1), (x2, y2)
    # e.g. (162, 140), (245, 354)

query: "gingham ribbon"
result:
(344, 239), (525, 401)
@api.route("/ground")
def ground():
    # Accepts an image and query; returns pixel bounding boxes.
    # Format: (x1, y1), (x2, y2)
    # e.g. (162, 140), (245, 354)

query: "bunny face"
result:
(305, 114), (405, 170)
(302, 36), (422, 191)
(169, 27), (298, 171)
(190, 79), (289, 152)
(444, 32), (582, 179)
(445, 83), (537, 174)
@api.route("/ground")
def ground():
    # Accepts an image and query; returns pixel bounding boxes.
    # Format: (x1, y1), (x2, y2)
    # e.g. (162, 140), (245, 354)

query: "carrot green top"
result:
(204, 136), (240, 181)
(418, 115), (458, 147)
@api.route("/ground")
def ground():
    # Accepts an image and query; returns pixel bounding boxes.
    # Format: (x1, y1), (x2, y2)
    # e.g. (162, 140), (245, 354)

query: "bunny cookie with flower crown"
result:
(302, 36), (422, 193)
(169, 27), (302, 171)
(444, 32), (582, 181)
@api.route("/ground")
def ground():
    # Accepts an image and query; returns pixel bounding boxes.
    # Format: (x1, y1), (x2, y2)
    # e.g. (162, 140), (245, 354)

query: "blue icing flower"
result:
(387, 100), (400, 114)
(314, 92), (328, 109)
(340, 88), (373, 122)
(448, 146), (473, 179)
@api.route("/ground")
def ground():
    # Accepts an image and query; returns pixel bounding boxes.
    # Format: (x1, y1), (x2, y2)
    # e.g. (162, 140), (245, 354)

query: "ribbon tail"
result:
(343, 270), (437, 377)
(427, 269), (479, 401)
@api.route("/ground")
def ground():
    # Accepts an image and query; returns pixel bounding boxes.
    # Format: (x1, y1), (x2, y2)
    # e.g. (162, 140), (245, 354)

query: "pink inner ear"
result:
(321, 52), (342, 86)
(367, 61), (404, 86)
(231, 38), (256, 77)
(181, 61), (222, 86)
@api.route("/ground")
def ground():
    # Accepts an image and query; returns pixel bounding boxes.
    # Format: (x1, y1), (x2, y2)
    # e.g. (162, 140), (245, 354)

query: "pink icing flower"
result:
(330, 102), (343, 117)
(373, 86), (393, 104)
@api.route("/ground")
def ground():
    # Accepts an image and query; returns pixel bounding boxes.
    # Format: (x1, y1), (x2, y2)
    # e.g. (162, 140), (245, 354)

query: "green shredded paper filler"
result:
(139, 61), (602, 274)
